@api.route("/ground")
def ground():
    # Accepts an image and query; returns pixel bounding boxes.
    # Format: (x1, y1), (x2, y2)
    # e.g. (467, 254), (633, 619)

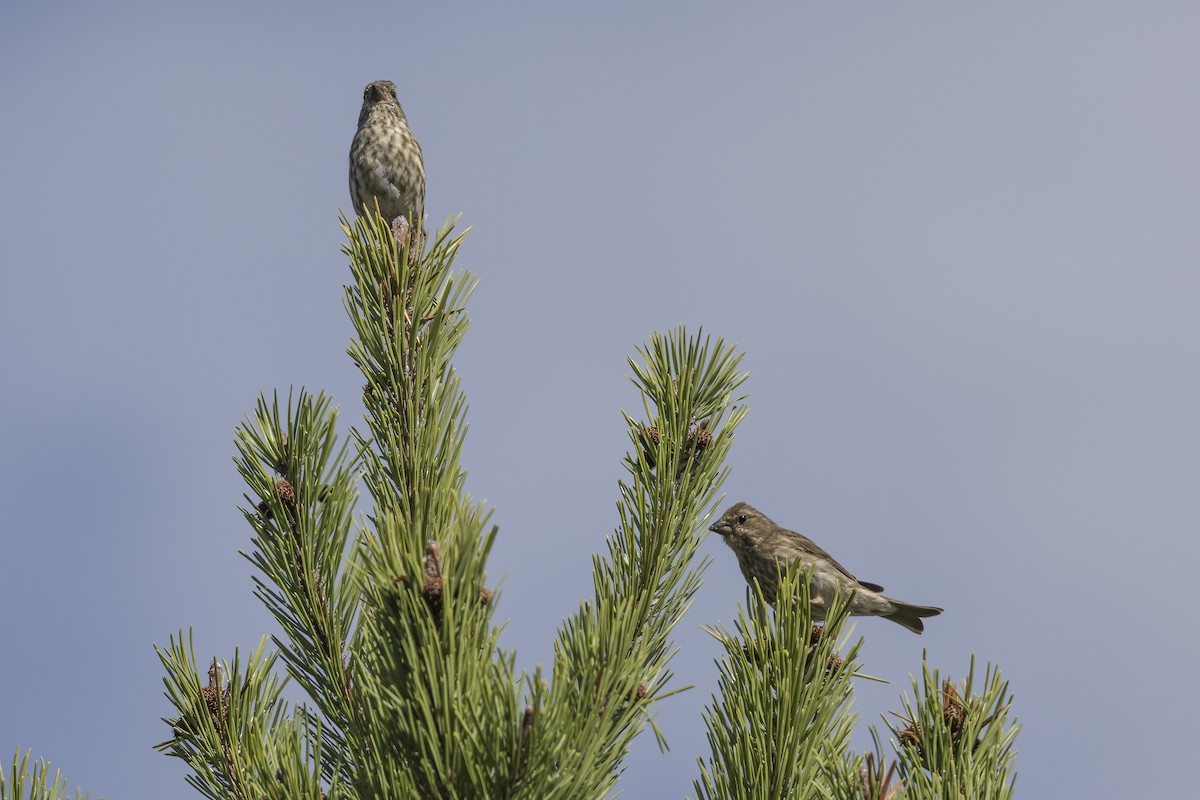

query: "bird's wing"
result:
(782, 527), (884, 592)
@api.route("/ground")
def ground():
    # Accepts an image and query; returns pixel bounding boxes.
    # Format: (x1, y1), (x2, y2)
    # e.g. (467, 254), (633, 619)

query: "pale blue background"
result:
(3, 3), (1197, 797)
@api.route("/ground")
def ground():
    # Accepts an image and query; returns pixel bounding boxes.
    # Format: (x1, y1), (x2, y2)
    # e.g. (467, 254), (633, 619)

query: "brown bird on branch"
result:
(349, 79), (425, 229)
(710, 503), (942, 633)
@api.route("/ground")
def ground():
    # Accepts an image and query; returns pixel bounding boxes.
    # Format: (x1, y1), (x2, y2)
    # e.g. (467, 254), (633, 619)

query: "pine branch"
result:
(517, 329), (749, 799)
(234, 390), (361, 778)
(340, 212), (520, 798)
(692, 569), (866, 800)
(153, 632), (336, 800)
(2, 750), (92, 800)
(883, 656), (1019, 799)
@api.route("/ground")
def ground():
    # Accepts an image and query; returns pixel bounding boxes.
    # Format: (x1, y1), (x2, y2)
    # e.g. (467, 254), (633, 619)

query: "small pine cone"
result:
(639, 426), (660, 468)
(201, 684), (225, 724)
(423, 574), (444, 621)
(275, 479), (295, 505)
(942, 680), (966, 738)
(687, 424), (712, 454)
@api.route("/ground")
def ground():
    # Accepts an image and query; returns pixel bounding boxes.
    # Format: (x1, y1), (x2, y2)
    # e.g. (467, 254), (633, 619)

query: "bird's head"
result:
(363, 80), (398, 105)
(710, 502), (771, 554)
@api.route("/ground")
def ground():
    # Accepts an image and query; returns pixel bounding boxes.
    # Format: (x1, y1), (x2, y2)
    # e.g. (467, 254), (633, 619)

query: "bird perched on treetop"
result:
(349, 80), (426, 229)
(710, 503), (943, 634)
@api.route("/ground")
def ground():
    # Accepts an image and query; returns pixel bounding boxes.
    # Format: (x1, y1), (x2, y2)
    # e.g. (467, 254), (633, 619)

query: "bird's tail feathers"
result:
(883, 599), (943, 635)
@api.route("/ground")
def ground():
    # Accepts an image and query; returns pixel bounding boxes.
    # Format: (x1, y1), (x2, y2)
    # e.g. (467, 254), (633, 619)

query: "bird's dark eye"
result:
(737, 514), (747, 525)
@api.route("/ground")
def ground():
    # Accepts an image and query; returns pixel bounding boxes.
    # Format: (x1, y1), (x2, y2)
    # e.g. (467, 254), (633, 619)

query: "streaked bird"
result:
(710, 502), (942, 633)
(349, 79), (425, 228)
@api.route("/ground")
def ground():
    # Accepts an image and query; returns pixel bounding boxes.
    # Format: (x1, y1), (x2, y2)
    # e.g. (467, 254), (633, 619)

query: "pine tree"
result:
(4, 214), (1019, 799)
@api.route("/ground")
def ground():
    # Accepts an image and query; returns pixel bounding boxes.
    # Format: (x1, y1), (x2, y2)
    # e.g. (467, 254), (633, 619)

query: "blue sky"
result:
(2, 2), (1197, 797)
